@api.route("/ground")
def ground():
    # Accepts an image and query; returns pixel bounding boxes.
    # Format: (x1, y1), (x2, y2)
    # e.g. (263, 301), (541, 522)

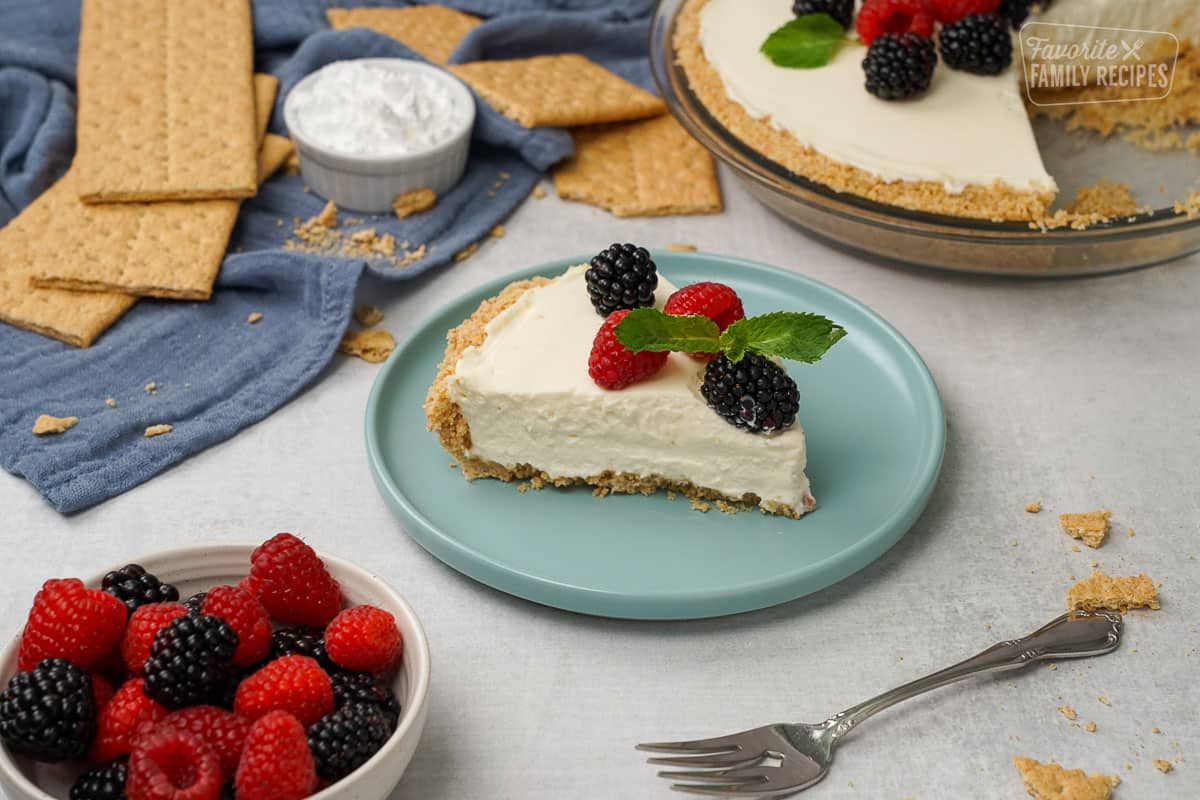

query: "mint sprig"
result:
(760, 13), (846, 69)
(614, 309), (846, 364)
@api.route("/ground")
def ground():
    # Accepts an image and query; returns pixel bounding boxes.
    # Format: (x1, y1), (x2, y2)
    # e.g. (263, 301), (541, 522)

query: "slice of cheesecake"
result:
(424, 265), (816, 518)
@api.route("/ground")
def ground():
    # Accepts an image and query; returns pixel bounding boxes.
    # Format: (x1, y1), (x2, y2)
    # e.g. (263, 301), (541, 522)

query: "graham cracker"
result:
(75, 0), (257, 203)
(449, 54), (665, 128)
(392, 187), (437, 219)
(326, 6), (481, 64)
(338, 329), (396, 363)
(1059, 511), (1112, 549)
(29, 78), (285, 303)
(1067, 571), (1160, 613)
(1013, 757), (1119, 800)
(553, 114), (722, 217)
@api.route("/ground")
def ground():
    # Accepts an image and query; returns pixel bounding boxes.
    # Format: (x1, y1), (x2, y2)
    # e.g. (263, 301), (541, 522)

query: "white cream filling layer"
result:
(698, 0), (1057, 195)
(446, 266), (814, 512)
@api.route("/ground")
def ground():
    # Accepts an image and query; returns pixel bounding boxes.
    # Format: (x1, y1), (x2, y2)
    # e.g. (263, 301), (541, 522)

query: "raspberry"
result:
(0, 658), (97, 761)
(102, 564), (180, 615)
(584, 243), (658, 316)
(855, 0), (934, 45)
(939, 13), (1013, 74)
(924, 0), (999, 22)
(71, 758), (129, 800)
(249, 533), (342, 627)
(123, 602), (189, 675)
(148, 706), (251, 778)
(234, 711), (316, 800)
(269, 626), (336, 671)
(308, 702), (394, 782)
(700, 354), (800, 433)
(863, 32), (938, 100)
(234, 655), (333, 727)
(324, 605), (402, 674)
(199, 586), (271, 668)
(143, 614), (239, 709)
(91, 673), (116, 712)
(792, 0), (854, 29)
(664, 282), (745, 360)
(18, 578), (128, 671)
(330, 672), (401, 730)
(127, 726), (222, 800)
(89, 678), (168, 763)
(588, 309), (669, 390)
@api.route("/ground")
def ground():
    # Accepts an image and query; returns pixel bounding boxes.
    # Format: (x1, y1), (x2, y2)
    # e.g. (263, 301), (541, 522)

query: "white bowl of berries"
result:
(0, 534), (430, 800)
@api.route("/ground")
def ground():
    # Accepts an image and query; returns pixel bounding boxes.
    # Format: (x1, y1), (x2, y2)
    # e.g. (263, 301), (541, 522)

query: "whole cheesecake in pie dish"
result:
(674, 0), (1199, 222)
(424, 245), (844, 518)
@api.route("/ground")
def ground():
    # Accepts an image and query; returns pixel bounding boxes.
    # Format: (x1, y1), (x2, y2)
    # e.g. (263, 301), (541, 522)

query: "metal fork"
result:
(638, 610), (1123, 797)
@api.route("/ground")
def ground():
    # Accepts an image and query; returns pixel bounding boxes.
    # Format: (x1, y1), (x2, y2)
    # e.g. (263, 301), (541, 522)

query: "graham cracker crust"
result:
(423, 276), (810, 519)
(673, 0), (1055, 222)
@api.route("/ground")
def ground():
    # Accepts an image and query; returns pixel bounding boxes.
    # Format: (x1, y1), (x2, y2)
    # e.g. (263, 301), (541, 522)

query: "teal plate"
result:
(365, 251), (944, 620)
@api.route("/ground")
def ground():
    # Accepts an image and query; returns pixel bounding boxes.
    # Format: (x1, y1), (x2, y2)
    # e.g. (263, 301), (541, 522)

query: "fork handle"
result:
(824, 611), (1122, 744)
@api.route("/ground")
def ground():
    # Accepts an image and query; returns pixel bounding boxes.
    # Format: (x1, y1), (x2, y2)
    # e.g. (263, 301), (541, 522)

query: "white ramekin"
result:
(0, 543), (431, 800)
(284, 58), (475, 213)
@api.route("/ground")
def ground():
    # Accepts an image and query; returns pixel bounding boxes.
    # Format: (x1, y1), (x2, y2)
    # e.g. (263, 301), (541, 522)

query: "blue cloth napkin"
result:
(0, 0), (654, 513)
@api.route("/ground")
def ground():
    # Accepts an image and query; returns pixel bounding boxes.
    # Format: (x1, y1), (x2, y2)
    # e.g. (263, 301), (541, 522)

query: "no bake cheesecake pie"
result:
(675, 0), (1199, 222)
(425, 245), (844, 518)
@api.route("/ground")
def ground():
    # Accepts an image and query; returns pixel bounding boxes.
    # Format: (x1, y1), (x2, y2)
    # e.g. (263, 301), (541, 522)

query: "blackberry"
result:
(270, 626), (336, 671)
(584, 243), (657, 316)
(70, 758), (128, 800)
(939, 13), (1012, 74)
(792, 0), (853, 30)
(331, 672), (401, 731)
(0, 658), (96, 762)
(700, 354), (799, 433)
(183, 591), (207, 614)
(863, 33), (937, 100)
(143, 613), (238, 709)
(102, 564), (179, 615)
(997, 0), (1047, 27)
(307, 702), (394, 782)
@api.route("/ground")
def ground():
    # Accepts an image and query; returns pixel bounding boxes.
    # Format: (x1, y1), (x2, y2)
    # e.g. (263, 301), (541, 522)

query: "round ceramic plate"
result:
(365, 252), (945, 619)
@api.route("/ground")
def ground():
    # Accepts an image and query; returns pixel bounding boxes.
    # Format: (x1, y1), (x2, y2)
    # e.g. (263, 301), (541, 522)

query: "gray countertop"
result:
(2, 171), (1196, 799)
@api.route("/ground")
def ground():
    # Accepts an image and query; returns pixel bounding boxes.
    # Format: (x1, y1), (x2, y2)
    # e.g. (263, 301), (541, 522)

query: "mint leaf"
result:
(760, 13), (845, 69)
(614, 308), (722, 353)
(720, 312), (846, 363)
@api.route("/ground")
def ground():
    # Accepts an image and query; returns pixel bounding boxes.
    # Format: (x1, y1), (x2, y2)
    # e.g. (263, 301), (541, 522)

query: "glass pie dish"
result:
(650, 0), (1200, 277)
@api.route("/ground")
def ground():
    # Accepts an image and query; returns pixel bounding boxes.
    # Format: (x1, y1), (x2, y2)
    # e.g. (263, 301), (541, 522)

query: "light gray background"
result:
(2, 172), (1196, 799)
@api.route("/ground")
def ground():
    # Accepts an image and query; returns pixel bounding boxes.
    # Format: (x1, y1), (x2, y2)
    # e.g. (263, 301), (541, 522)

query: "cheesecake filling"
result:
(698, 0), (1057, 195)
(446, 266), (814, 512)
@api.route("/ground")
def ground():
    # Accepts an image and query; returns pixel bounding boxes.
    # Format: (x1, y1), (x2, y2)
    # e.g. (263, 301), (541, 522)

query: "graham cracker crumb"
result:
(517, 482), (530, 493)
(1072, 545), (1082, 553)
(1067, 180), (1140, 218)
(353, 304), (385, 328)
(392, 187), (437, 219)
(1026, 500), (1042, 513)
(1068, 571), (1160, 613)
(1085, 722), (1097, 733)
(489, 224), (505, 238)
(284, 211), (427, 267)
(247, 312), (263, 324)
(666, 491), (677, 501)
(1153, 728), (1163, 735)
(532, 185), (547, 199)
(715, 499), (741, 515)
(144, 424), (173, 437)
(105, 397), (116, 408)
(1098, 696), (1111, 707)
(338, 329), (396, 363)
(1060, 511), (1111, 549)
(454, 242), (479, 263)
(1058, 705), (1078, 721)
(1126, 527), (1135, 538)
(32, 414), (78, 435)
(690, 498), (711, 513)
(315, 201), (338, 228)
(1154, 759), (1173, 773)
(1012, 757), (1119, 800)
(668, 242), (698, 251)
(350, 228), (376, 244)
(145, 382), (156, 394)
(1174, 191), (1200, 219)
(1047, 664), (1058, 671)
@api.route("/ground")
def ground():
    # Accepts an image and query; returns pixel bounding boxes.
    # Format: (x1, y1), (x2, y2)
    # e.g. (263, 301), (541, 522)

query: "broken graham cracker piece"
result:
(392, 187), (437, 219)
(144, 424), (173, 438)
(75, 0), (257, 203)
(353, 304), (384, 328)
(1060, 510), (1111, 549)
(1013, 757), (1119, 800)
(253, 73), (279, 142)
(553, 115), (722, 217)
(316, 201), (338, 228)
(1026, 499), (1042, 513)
(326, 5), (481, 64)
(32, 415), (78, 435)
(1067, 571), (1160, 613)
(247, 312), (263, 324)
(257, 134), (295, 184)
(338, 329), (396, 363)
(449, 54), (665, 128)
(1153, 759), (1173, 773)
